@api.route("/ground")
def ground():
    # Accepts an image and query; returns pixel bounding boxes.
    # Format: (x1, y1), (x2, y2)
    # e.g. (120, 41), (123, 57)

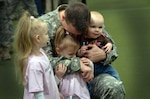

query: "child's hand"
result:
(102, 42), (112, 53)
(59, 93), (64, 99)
(80, 57), (94, 83)
(80, 57), (90, 66)
(55, 64), (67, 79)
(77, 45), (88, 57)
(80, 61), (94, 83)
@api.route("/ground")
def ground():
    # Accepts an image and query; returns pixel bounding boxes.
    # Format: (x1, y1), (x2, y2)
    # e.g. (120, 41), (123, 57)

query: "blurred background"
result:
(0, 0), (150, 99)
(87, 0), (150, 99)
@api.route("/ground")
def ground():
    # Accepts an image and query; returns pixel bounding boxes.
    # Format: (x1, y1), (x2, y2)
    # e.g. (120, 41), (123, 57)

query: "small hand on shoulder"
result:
(102, 42), (113, 53)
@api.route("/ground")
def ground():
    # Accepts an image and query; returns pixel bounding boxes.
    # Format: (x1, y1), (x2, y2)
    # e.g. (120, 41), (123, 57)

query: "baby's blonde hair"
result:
(14, 11), (47, 84)
(90, 11), (104, 24)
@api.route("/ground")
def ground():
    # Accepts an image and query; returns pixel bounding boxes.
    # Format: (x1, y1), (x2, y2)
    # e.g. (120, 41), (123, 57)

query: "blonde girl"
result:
(54, 26), (93, 99)
(14, 11), (61, 99)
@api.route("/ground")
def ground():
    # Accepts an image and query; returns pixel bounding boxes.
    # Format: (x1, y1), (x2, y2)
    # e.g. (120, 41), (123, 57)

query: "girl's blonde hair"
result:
(14, 11), (47, 84)
(54, 26), (80, 56)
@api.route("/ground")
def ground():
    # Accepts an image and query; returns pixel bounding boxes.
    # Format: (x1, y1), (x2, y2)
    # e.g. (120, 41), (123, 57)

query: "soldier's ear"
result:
(61, 14), (66, 21)
(56, 47), (60, 55)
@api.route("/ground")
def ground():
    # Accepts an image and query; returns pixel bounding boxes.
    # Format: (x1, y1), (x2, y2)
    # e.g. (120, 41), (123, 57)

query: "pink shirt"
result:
(23, 49), (60, 99)
(59, 72), (90, 99)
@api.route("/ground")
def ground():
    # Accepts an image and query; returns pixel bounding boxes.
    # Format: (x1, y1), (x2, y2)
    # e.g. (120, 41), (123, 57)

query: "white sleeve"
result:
(89, 60), (94, 72)
(55, 75), (61, 85)
(35, 92), (45, 99)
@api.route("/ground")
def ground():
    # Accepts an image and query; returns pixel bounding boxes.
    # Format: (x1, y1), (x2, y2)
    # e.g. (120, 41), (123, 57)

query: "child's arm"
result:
(102, 42), (113, 53)
(98, 32), (113, 53)
(35, 92), (45, 99)
(54, 64), (67, 84)
(59, 93), (64, 99)
(80, 57), (94, 82)
(80, 57), (94, 71)
(51, 56), (93, 82)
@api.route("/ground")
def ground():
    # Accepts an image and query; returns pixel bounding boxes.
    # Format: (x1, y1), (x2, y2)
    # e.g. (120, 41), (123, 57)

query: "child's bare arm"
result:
(54, 64), (67, 84)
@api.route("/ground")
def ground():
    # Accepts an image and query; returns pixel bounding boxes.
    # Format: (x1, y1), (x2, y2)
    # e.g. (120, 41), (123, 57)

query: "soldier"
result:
(58, 0), (86, 6)
(39, 2), (126, 99)
(0, 0), (14, 61)
(8, 0), (39, 20)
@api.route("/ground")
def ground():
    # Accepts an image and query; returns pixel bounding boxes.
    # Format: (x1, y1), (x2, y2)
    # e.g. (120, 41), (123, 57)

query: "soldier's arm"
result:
(102, 27), (118, 65)
(50, 56), (80, 74)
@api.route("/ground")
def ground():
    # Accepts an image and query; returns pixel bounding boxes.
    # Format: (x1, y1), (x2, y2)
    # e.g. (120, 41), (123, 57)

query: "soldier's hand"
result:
(85, 44), (106, 62)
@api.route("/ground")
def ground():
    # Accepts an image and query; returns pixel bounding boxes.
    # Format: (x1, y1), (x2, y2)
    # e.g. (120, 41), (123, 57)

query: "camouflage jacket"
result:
(39, 5), (80, 73)
(39, 4), (118, 73)
(51, 56), (80, 74)
(102, 26), (118, 65)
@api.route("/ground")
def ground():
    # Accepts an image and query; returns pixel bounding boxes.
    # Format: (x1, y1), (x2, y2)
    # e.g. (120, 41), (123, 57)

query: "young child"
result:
(78, 11), (112, 56)
(14, 11), (62, 99)
(78, 11), (120, 80)
(53, 26), (93, 99)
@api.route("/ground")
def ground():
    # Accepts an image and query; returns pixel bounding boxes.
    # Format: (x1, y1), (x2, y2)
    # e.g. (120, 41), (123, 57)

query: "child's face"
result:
(40, 26), (49, 48)
(87, 15), (104, 39)
(59, 45), (76, 58)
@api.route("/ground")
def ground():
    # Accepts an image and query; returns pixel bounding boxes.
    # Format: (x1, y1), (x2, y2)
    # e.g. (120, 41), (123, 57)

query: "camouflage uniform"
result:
(51, 56), (80, 73)
(0, 0), (14, 47)
(39, 4), (126, 98)
(91, 74), (125, 99)
(39, 5), (81, 73)
(58, 0), (83, 5)
(0, 0), (14, 60)
(7, 0), (38, 20)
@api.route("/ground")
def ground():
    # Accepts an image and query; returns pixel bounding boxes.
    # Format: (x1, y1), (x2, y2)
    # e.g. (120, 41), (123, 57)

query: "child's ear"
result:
(55, 47), (60, 55)
(34, 35), (40, 42)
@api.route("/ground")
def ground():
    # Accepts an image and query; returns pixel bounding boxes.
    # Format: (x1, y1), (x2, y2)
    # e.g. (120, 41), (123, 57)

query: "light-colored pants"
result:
(65, 96), (80, 99)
